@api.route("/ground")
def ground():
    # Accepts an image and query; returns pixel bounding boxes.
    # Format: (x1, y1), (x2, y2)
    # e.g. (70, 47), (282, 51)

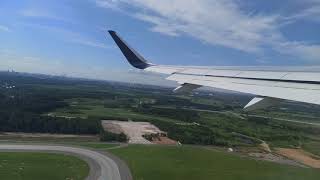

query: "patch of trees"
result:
(0, 76), (102, 134)
(149, 120), (232, 146)
(100, 131), (128, 142)
(103, 98), (134, 109)
(152, 95), (237, 111)
(0, 111), (99, 134)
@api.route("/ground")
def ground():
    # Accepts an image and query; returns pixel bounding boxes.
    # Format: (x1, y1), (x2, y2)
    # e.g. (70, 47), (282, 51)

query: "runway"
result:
(0, 144), (130, 180)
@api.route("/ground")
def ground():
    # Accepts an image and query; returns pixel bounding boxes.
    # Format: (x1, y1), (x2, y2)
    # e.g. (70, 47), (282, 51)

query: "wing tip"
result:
(108, 30), (116, 34)
(107, 30), (152, 69)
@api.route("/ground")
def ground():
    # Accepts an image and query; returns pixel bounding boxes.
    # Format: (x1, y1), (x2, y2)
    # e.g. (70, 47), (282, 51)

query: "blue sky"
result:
(0, 0), (319, 84)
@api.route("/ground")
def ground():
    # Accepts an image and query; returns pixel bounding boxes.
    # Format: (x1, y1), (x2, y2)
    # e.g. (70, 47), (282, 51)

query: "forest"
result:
(0, 71), (320, 148)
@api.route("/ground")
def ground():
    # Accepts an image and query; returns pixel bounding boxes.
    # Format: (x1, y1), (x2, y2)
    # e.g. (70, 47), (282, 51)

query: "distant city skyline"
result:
(0, 0), (320, 85)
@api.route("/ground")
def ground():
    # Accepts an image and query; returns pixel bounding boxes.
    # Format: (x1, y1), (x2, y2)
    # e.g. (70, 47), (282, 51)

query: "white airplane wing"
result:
(108, 30), (320, 110)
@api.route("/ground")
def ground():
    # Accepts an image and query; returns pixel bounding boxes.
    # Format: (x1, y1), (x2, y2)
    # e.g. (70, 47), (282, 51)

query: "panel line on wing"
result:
(169, 72), (320, 85)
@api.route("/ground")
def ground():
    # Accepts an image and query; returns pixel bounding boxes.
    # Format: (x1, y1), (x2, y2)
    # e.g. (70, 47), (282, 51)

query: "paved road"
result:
(0, 144), (129, 180)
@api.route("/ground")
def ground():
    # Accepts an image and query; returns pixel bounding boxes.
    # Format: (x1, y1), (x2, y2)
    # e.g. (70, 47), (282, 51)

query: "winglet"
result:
(108, 30), (152, 69)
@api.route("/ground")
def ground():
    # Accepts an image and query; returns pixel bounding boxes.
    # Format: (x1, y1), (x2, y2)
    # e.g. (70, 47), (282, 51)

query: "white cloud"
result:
(95, 0), (122, 10)
(69, 38), (110, 49)
(20, 9), (73, 23)
(105, 0), (278, 53)
(22, 9), (58, 19)
(284, 2), (320, 23)
(135, 14), (179, 36)
(95, 0), (320, 62)
(275, 42), (320, 61)
(294, 6), (320, 22)
(21, 23), (109, 49)
(0, 25), (10, 32)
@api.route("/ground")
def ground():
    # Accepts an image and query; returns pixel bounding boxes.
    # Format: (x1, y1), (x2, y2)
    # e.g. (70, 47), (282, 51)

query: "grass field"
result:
(49, 98), (183, 123)
(0, 152), (89, 180)
(110, 145), (320, 180)
(252, 111), (320, 124)
(303, 141), (320, 156)
(49, 97), (320, 149)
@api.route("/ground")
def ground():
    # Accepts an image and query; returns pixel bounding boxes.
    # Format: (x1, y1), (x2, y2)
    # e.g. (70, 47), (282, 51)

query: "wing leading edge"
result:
(108, 30), (320, 109)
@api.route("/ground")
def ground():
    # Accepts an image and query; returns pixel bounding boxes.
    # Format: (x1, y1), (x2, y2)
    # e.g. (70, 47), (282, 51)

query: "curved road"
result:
(0, 144), (130, 180)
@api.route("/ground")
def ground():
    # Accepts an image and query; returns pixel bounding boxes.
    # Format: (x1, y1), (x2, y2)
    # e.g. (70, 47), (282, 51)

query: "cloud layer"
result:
(0, 25), (10, 32)
(21, 23), (109, 49)
(96, 0), (320, 62)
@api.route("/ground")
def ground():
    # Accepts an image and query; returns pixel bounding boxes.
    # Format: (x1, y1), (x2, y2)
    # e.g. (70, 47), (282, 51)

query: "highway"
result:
(0, 144), (130, 180)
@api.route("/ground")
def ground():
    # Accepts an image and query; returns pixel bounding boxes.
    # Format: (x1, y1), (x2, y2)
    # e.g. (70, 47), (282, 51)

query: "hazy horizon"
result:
(1, 0), (320, 86)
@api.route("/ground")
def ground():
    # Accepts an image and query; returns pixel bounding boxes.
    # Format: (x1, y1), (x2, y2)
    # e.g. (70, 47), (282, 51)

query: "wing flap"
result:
(167, 73), (320, 105)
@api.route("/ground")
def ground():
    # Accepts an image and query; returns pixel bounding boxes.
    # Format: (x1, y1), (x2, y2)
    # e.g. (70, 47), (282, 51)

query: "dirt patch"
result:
(275, 148), (320, 168)
(259, 142), (271, 153)
(101, 120), (174, 144)
(102, 122), (123, 134)
(151, 137), (177, 145)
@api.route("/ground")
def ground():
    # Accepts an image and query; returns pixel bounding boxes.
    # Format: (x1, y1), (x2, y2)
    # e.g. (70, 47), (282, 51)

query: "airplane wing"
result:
(108, 30), (320, 110)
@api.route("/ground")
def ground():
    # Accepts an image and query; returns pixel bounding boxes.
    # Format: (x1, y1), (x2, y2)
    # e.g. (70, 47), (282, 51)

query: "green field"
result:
(48, 97), (320, 148)
(49, 98), (184, 125)
(303, 141), (320, 156)
(0, 152), (89, 180)
(49, 98), (143, 118)
(110, 145), (320, 180)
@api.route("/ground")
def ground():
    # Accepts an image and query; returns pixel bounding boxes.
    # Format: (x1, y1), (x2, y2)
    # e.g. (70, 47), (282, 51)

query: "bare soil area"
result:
(102, 120), (175, 144)
(275, 148), (320, 168)
(151, 137), (177, 145)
